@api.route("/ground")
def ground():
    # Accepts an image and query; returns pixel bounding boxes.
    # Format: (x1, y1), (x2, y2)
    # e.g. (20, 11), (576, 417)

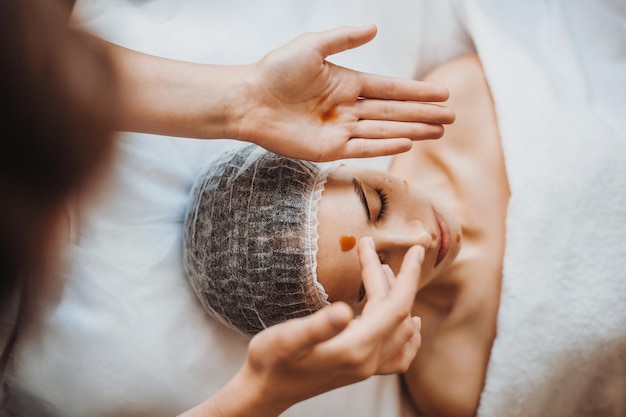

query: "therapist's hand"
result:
(238, 25), (455, 162)
(190, 238), (424, 417)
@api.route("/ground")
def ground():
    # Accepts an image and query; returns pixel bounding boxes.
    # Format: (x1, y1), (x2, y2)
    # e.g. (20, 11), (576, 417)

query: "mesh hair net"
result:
(183, 144), (332, 336)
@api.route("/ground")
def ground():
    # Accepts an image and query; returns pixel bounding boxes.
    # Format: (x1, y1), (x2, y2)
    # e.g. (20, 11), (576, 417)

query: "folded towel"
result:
(456, 1), (626, 416)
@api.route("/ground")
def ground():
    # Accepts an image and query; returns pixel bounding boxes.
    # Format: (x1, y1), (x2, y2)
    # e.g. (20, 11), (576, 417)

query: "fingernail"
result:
(414, 246), (425, 263)
(413, 316), (421, 330)
(367, 236), (375, 249)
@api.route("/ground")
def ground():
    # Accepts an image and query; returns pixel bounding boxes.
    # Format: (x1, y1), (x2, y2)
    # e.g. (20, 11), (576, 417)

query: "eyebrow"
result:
(352, 178), (371, 222)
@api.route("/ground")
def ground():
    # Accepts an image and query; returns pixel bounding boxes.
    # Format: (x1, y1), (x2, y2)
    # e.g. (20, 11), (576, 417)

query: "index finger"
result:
(357, 237), (392, 302)
(321, 243), (425, 350)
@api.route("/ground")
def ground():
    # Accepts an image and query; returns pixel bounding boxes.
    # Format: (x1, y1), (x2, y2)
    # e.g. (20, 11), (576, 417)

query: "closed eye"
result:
(352, 179), (389, 223)
(375, 187), (388, 222)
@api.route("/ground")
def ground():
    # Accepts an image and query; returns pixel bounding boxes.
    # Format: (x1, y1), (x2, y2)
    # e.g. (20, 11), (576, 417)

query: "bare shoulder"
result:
(391, 53), (498, 177)
(426, 54), (486, 99)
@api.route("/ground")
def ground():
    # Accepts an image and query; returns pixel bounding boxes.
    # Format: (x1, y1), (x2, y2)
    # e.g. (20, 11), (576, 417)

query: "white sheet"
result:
(11, 1), (472, 416)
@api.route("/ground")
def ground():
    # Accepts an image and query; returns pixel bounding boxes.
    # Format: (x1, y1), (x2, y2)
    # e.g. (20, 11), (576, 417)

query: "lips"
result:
(434, 210), (451, 267)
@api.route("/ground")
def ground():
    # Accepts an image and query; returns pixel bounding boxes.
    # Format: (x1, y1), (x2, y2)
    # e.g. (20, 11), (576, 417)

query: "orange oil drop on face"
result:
(456, 234), (461, 243)
(339, 235), (356, 251)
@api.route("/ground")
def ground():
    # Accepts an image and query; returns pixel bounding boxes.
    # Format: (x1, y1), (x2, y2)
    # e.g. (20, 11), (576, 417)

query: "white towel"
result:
(456, 1), (626, 416)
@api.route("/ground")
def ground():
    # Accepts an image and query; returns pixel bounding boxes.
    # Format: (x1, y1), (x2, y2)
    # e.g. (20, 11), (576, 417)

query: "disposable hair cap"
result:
(183, 144), (332, 336)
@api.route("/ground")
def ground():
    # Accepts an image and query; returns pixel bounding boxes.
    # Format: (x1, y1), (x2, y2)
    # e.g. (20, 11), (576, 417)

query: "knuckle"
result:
(383, 79), (397, 97)
(353, 360), (378, 380)
(339, 348), (380, 379)
(251, 331), (292, 363)
(394, 356), (413, 374)
(390, 307), (411, 324)
(343, 348), (369, 368)
(380, 123), (392, 138)
(383, 101), (394, 119)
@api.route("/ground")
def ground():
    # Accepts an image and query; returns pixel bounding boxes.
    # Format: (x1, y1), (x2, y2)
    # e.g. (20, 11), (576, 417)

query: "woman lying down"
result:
(184, 54), (509, 417)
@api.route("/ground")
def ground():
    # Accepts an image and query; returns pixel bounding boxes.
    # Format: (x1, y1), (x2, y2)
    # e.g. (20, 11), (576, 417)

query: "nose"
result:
(373, 220), (434, 253)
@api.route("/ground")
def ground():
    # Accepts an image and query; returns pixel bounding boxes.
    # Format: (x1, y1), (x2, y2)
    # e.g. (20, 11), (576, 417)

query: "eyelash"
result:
(375, 187), (388, 222)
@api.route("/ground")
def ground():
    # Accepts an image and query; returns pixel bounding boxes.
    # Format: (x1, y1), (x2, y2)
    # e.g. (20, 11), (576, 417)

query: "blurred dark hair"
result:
(0, 0), (118, 307)
(0, 0), (118, 411)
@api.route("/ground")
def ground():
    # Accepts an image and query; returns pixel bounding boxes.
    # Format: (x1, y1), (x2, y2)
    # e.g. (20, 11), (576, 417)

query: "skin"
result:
(316, 165), (462, 312)
(315, 54), (510, 417)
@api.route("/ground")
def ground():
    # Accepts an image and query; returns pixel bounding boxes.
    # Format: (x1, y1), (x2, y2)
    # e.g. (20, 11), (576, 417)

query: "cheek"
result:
(316, 243), (362, 306)
(316, 187), (366, 307)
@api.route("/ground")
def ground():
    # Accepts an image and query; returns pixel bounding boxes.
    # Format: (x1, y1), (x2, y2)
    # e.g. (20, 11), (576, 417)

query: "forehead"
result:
(326, 164), (397, 184)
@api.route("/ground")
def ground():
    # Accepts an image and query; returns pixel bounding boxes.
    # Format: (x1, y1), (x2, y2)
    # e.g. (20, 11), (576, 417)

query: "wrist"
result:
(197, 364), (289, 417)
(226, 60), (279, 148)
(188, 62), (256, 141)
(221, 62), (258, 143)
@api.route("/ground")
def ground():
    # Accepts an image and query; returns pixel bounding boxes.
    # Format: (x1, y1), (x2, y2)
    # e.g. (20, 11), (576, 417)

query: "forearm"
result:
(106, 41), (250, 140)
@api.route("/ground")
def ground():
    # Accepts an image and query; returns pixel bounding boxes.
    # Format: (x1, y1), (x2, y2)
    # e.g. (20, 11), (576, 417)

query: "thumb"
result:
(316, 25), (377, 58)
(264, 303), (353, 358)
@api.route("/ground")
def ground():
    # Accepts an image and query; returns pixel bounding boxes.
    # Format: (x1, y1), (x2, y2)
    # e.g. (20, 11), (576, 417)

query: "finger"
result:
(357, 237), (393, 302)
(386, 245), (424, 306)
(315, 25), (378, 57)
(334, 244), (424, 347)
(261, 302), (354, 358)
(342, 138), (413, 159)
(353, 120), (445, 140)
(381, 264), (396, 287)
(354, 99), (456, 125)
(395, 317), (423, 371)
(400, 317), (422, 367)
(377, 316), (421, 374)
(358, 74), (450, 102)
(414, 316), (421, 333)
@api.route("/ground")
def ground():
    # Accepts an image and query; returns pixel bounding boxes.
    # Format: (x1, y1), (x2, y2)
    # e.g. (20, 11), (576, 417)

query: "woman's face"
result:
(316, 165), (461, 312)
